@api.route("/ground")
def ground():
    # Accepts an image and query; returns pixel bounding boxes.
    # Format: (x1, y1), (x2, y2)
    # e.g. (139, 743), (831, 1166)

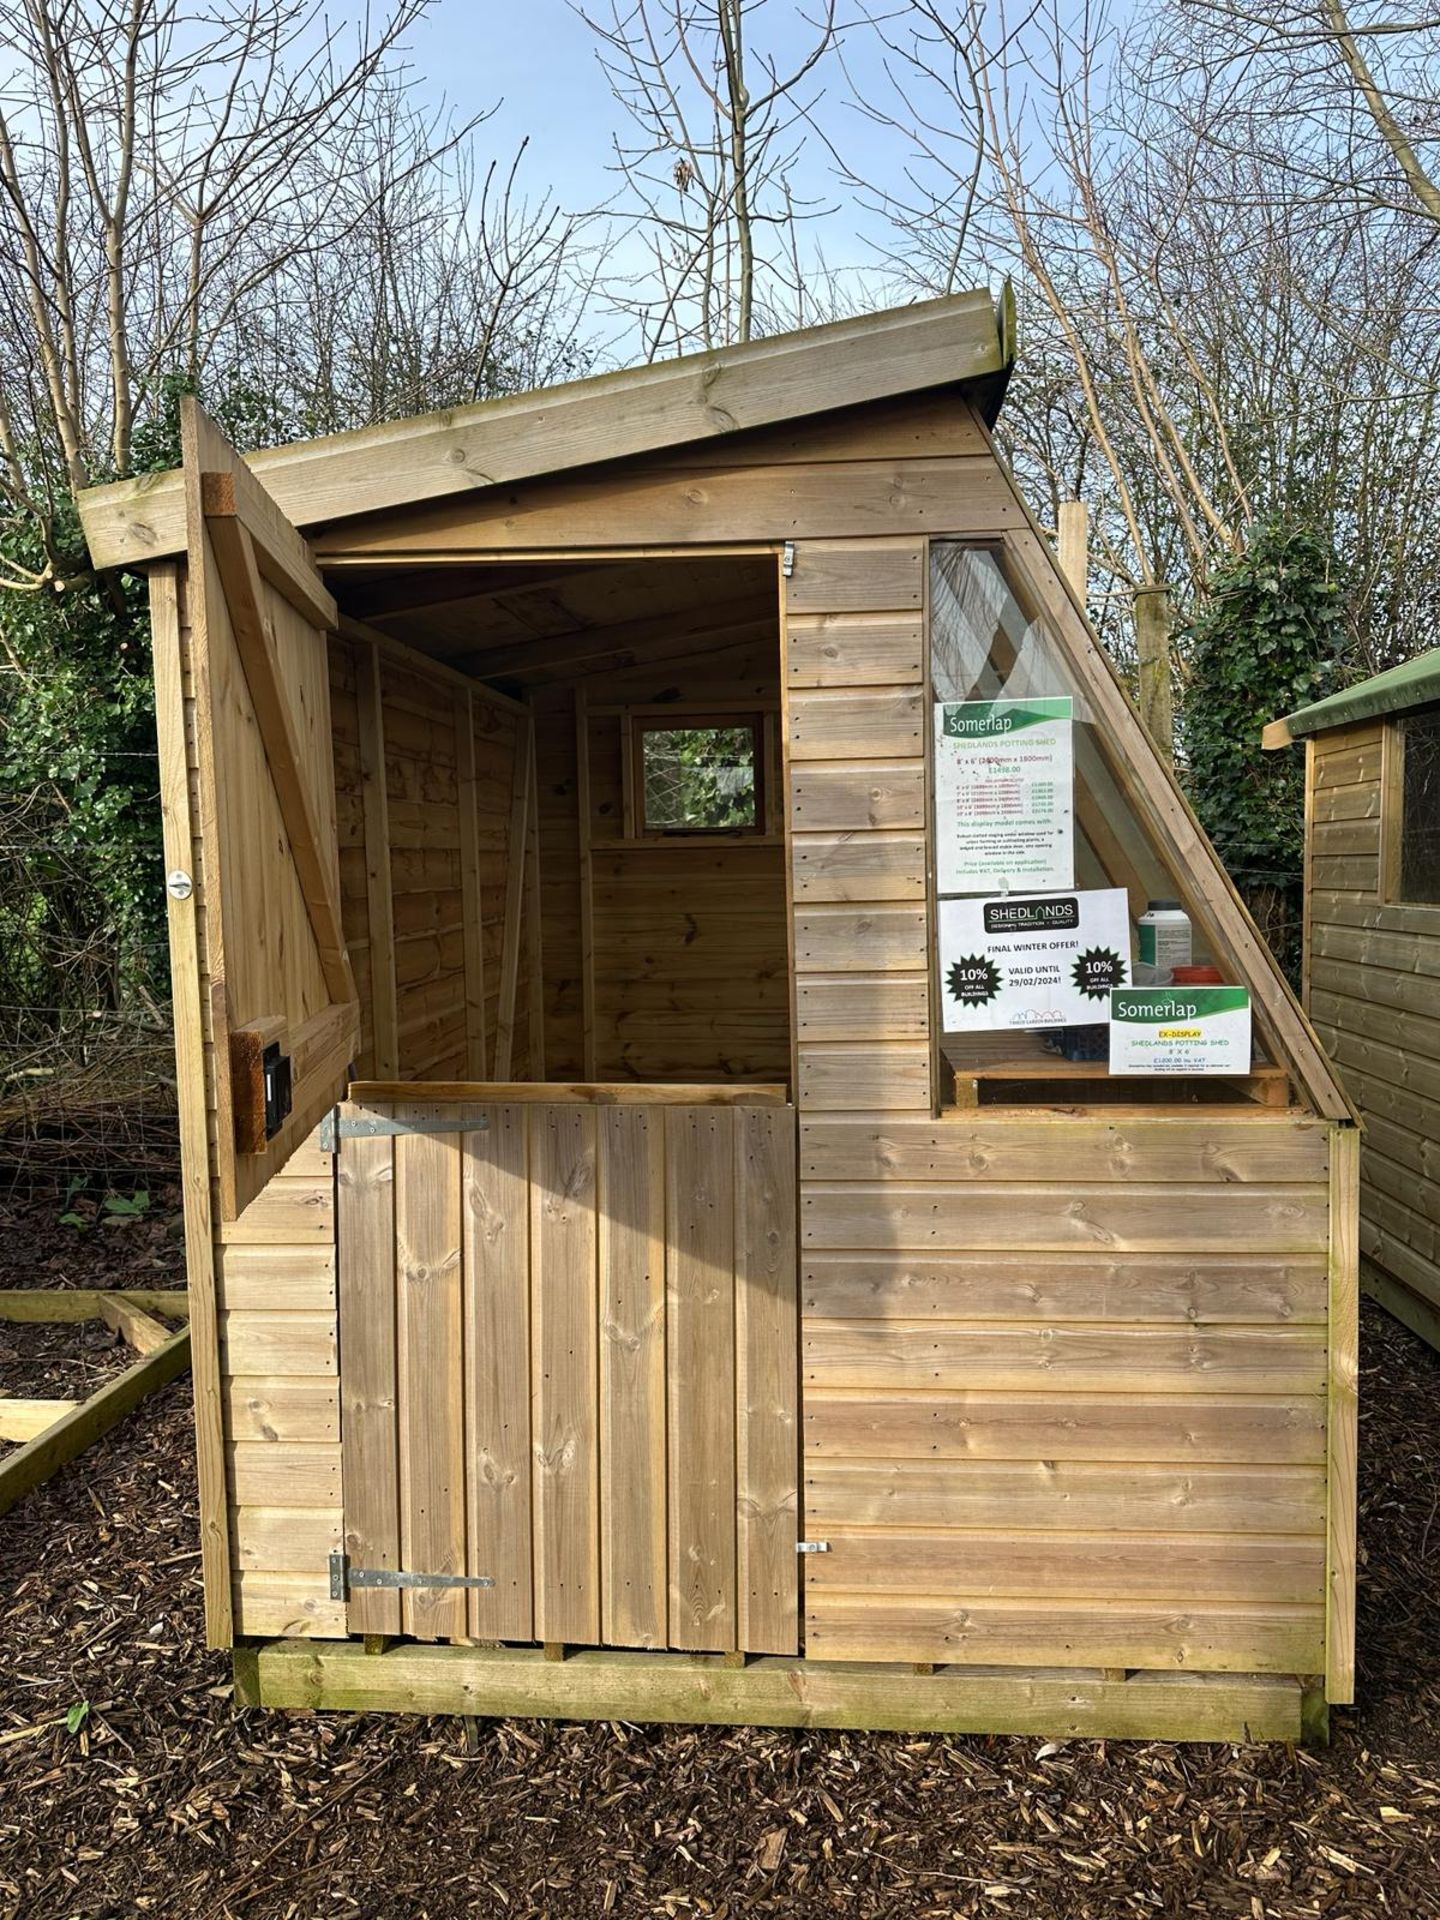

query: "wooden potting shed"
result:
(77, 293), (1358, 1742)
(1267, 649), (1440, 1352)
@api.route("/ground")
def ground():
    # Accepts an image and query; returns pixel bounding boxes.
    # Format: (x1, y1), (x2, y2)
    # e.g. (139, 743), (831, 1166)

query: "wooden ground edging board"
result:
(236, 1640), (1305, 1742)
(0, 1292), (191, 1518)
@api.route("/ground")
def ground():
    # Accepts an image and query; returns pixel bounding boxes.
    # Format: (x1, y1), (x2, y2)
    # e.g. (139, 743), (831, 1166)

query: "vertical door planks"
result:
(598, 1107), (668, 1646)
(336, 1113), (401, 1634)
(530, 1103), (601, 1644)
(735, 1106), (800, 1653)
(462, 1104), (533, 1640)
(666, 1107), (737, 1651)
(394, 1104), (467, 1638)
(337, 1094), (797, 1653)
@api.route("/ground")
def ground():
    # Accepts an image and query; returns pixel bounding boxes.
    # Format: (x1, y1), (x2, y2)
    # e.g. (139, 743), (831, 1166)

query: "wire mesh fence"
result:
(0, 797), (178, 1203)
(0, 1003), (179, 1202)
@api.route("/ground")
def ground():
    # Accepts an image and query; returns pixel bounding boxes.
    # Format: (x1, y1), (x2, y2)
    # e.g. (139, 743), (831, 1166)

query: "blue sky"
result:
(402, 0), (946, 296)
(408, 1), (624, 215)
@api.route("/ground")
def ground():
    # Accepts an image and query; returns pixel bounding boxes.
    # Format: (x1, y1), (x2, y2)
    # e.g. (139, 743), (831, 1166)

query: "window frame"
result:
(1381, 706), (1440, 910)
(628, 709), (768, 840)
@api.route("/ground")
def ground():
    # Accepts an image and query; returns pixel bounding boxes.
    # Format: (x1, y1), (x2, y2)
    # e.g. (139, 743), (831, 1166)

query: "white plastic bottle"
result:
(1136, 900), (1192, 986)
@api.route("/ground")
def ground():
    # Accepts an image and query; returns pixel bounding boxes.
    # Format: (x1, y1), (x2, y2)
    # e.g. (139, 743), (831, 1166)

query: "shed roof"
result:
(1266, 646), (1440, 746)
(76, 287), (1014, 574)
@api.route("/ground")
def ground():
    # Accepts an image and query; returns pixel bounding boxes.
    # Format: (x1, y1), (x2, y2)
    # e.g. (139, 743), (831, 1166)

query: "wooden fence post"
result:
(1134, 584), (1174, 763)
(1057, 500), (1088, 604)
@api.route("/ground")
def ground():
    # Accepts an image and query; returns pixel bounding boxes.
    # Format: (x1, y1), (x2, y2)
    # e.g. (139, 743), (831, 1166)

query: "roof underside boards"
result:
(75, 291), (1012, 574)
(334, 552), (779, 689)
(1272, 646), (1440, 742)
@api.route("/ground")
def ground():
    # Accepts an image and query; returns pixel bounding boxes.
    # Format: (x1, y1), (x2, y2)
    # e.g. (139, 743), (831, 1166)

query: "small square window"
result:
(1395, 710), (1440, 904)
(637, 719), (761, 834)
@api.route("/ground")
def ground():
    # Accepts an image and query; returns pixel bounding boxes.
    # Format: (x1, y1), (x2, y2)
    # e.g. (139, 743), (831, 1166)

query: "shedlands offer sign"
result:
(938, 888), (1131, 1032)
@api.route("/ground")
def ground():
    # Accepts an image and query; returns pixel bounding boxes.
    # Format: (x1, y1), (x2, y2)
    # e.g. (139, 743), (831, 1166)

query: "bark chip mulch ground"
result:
(1, 1192), (1439, 1918)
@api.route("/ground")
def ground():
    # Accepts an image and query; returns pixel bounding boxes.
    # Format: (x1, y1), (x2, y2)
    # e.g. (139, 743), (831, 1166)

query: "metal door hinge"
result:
(329, 1553), (495, 1601)
(796, 1540), (830, 1554)
(782, 541), (796, 577)
(319, 1110), (490, 1151)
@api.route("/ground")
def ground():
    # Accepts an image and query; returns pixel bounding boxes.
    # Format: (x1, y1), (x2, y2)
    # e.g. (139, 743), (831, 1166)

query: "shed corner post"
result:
(1326, 1121), (1360, 1705)
(150, 560), (234, 1649)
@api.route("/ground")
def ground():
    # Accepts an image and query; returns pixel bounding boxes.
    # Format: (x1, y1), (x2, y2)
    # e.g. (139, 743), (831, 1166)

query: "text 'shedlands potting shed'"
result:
(77, 293), (1358, 1741)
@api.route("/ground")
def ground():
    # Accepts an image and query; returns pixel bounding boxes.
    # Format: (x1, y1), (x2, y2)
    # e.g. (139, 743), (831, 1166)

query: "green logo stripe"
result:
(1111, 986), (1250, 1023)
(941, 697), (1072, 738)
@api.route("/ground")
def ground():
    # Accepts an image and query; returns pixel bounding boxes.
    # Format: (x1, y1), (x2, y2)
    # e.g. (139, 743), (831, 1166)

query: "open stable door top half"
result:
(76, 294), (1356, 1744)
(178, 399), (358, 1219)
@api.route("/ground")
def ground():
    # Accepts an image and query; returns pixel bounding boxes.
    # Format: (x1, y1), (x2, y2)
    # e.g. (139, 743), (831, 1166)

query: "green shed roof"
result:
(1270, 647), (1440, 744)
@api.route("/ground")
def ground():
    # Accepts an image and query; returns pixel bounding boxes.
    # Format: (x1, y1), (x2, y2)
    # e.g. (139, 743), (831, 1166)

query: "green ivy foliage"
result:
(0, 373), (304, 1016)
(0, 507), (156, 1014)
(1181, 518), (1347, 975)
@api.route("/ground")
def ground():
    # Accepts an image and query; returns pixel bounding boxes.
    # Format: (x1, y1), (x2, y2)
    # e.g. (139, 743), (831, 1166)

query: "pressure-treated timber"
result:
(530, 1101), (602, 1645)
(463, 1103), (534, 1641)
(0, 1398), (81, 1442)
(354, 638), (399, 1077)
(149, 563), (232, 1646)
(1298, 718), (1440, 1363)
(1326, 1123), (1360, 1702)
(803, 1391), (1326, 1464)
(801, 1250), (1327, 1323)
(201, 475), (354, 1011)
(523, 738), (546, 1078)
(0, 1288), (192, 1323)
(329, 1095), (797, 1656)
(336, 1114), (400, 1636)
(236, 1640), (1305, 1741)
(598, 1105), (668, 1648)
(181, 400), (359, 1219)
(315, 461), (1026, 561)
(665, 1106), (738, 1651)
(798, 1115), (1332, 1184)
(79, 293), (1009, 568)
(734, 1104), (799, 1654)
(454, 693), (488, 1080)
(104, 301), (1358, 1724)
(395, 1102), (467, 1640)
(493, 717), (534, 1079)
(803, 1594), (1320, 1674)
(97, 1293), (174, 1355)
(576, 690), (598, 1081)
(0, 1324), (192, 1519)
(348, 1080), (788, 1106)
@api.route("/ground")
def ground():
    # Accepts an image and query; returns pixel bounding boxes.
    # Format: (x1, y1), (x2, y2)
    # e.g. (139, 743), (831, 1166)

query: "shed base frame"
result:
(234, 1640), (1313, 1743)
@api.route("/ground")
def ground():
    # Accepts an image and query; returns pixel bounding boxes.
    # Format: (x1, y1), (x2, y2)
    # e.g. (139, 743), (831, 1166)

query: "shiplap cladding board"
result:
(1305, 722), (1440, 1319)
(800, 1114), (1333, 1672)
(217, 1129), (346, 1639)
(779, 459), (1329, 1674)
(786, 539), (932, 1115)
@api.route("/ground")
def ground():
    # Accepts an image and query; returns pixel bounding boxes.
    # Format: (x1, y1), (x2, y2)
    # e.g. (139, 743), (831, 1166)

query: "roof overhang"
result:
(1264, 644), (1440, 747)
(76, 287), (1015, 575)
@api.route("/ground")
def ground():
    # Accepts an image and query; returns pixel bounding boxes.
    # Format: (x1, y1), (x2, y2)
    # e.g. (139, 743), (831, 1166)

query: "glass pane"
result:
(930, 543), (1248, 1089)
(1399, 711), (1440, 903)
(642, 724), (758, 831)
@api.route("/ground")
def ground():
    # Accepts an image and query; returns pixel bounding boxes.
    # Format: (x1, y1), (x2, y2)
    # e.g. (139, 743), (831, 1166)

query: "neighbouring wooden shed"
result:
(76, 292), (1358, 1742)
(1267, 650), (1440, 1352)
